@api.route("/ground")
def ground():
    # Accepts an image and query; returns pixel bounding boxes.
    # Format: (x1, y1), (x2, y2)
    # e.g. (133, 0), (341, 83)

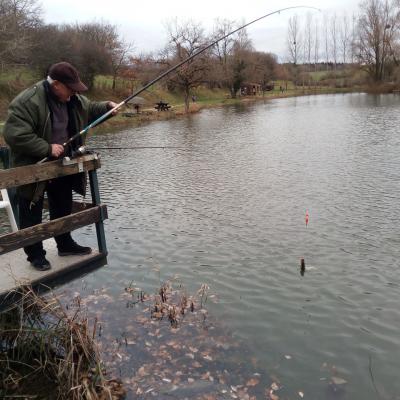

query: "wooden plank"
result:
(0, 205), (108, 255)
(0, 240), (107, 310)
(0, 154), (101, 189)
(89, 169), (107, 254)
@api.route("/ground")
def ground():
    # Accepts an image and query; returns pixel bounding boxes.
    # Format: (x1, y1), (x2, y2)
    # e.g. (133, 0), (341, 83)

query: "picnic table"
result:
(155, 101), (171, 111)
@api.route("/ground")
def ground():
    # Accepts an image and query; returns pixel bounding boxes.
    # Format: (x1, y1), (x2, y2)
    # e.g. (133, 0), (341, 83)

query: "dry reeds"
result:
(0, 286), (125, 399)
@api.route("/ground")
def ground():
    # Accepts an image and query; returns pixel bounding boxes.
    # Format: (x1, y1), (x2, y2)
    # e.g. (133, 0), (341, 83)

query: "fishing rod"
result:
(38, 5), (319, 164)
(82, 146), (186, 150)
(67, 145), (188, 157)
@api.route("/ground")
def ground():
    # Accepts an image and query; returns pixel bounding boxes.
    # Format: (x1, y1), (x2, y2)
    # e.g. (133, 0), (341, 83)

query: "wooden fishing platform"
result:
(0, 153), (108, 309)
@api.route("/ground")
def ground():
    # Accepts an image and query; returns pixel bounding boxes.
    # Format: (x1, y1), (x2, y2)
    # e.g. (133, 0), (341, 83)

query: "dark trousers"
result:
(19, 175), (75, 261)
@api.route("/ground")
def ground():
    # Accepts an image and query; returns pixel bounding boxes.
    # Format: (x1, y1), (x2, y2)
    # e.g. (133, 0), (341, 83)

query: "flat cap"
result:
(48, 62), (88, 92)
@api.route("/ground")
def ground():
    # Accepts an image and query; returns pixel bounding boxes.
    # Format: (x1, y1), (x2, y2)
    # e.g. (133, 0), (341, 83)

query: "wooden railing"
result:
(0, 153), (108, 257)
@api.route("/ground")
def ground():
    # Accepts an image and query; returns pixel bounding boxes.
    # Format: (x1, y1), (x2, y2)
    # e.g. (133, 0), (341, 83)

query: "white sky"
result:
(40, 0), (360, 60)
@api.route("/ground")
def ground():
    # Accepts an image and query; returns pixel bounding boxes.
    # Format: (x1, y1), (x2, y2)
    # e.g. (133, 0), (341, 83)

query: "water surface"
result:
(3, 93), (400, 399)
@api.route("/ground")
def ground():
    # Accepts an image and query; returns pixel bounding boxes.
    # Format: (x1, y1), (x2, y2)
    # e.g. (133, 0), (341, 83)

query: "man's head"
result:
(47, 62), (88, 102)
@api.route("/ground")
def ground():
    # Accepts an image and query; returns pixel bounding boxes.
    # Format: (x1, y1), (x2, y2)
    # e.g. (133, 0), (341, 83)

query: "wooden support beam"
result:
(0, 205), (107, 255)
(0, 154), (101, 190)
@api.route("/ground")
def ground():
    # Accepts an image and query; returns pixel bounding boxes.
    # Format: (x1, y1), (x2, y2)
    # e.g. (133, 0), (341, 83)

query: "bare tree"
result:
(356, 0), (400, 81)
(29, 21), (122, 88)
(0, 0), (42, 69)
(287, 15), (300, 64)
(313, 19), (320, 72)
(110, 40), (134, 90)
(244, 51), (277, 92)
(323, 13), (330, 70)
(350, 13), (357, 64)
(230, 25), (254, 97)
(304, 13), (313, 69)
(340, 13), (350, 64)
(210, 18), (236, 89)
(29, 24), (75, 74)
(164, 18), (209, 112)
(287, 15), (301, 86)
(330, 13), (338, 73)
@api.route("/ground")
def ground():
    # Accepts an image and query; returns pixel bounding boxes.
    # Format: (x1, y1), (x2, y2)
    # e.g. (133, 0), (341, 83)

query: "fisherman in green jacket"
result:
(4, 62), (117, 271)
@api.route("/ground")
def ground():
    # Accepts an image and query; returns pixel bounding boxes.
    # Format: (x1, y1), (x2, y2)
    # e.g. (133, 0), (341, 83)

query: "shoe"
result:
(58, 242), (92, 256)
(30, 257), (51, 271)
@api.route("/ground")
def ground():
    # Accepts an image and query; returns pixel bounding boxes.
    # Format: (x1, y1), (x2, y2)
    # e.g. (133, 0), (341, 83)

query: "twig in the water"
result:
(198, 284), (209, 308)
(369, 354), (382, 399)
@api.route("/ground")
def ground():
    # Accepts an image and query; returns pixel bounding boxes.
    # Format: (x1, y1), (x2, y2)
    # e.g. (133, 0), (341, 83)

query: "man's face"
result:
(51, 81), (76, 102)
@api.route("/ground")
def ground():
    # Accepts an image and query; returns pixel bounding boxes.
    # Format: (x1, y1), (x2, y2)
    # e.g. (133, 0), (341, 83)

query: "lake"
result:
(2, 93), (400, 399)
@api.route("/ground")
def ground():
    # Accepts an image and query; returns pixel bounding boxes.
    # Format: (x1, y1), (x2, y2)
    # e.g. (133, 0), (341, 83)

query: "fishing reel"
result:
(73, 145), (88, 157)
(70, 145), (96, 158)
(62, 146), (95, 163)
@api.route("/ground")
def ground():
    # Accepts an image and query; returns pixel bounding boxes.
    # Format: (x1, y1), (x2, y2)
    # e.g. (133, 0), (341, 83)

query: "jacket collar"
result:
(42, 80), (83, 109)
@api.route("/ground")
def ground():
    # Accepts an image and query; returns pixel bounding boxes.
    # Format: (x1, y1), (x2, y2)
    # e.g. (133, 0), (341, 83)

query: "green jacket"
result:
(4, 80), (109, 201)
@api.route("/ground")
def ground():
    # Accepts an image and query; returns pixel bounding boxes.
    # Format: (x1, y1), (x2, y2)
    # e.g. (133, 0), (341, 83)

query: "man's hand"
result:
(108, 101), (119, 116)
(51, 144), (64, 158)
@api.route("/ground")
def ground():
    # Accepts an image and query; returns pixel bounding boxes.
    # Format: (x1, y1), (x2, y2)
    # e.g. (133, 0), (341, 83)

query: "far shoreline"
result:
(91, 86), (361, 136)
(0, 86), (366, 146)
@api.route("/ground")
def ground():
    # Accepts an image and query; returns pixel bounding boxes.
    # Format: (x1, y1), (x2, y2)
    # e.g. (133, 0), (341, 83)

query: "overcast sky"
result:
(40, 0), (360, 60)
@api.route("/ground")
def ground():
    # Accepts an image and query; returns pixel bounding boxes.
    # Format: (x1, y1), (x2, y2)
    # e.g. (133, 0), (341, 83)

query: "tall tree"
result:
(110, 40), (134, 91)
(74, 21), (119, 88)
(356, 0), (400, 81)
(304, 13), (313, 69)
(164, 18), (209, 112)
(340, 13), (350, 64)
(323, 13), (330, 70)
(313, 19), (320, 71)
(330, 13), (338, 73)
(0, 0), (42, 69)
(247, 51), (278, 91)
(287, 15), (301, 85)
(30, 21), (122, 88)
(211, 18), (236, 90)
(229, 26), (254, 97)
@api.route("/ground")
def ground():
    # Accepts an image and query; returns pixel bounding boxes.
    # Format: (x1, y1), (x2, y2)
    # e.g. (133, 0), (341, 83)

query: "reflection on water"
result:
(2, 93), (400, 399)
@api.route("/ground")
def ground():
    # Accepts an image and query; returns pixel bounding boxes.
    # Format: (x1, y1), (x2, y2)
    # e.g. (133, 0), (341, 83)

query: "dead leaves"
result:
(331, 376), (347, 385)
(266, 381), (281, 400)
(246, 377), (260, 386)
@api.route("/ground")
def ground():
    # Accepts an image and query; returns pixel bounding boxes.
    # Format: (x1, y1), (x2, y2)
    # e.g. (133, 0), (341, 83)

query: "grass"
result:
(0, 286), (125, 399)
(0, 66), (39, 85)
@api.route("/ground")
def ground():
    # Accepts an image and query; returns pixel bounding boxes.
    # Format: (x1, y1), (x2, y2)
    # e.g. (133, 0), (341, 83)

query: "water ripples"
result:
(1, 93), (397, 399)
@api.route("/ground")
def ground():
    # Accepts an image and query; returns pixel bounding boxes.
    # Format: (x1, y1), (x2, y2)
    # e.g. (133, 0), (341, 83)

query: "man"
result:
(4, 62), (117, 271)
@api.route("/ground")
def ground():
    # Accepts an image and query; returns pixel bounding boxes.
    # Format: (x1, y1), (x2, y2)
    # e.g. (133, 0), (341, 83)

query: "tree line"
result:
(0, 0), (131, 90)
(286, 0), (400, 84)
(0, 0), (280, 111)
(1, 0), (400, 112)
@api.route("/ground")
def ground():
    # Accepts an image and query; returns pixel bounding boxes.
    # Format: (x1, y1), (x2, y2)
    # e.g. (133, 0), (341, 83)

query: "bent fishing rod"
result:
(38, 5), (319, 164)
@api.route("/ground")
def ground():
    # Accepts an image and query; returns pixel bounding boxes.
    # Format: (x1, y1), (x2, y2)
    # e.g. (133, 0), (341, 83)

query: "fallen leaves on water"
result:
(270, 382), (280, 391)
(266, 388), (279, 400)
(61, 280), (285, 399)
(331, 376), (347, 385)
(246, 377), (259, 386)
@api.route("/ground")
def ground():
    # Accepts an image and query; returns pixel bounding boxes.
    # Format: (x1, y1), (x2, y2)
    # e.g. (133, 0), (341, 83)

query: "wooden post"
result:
(88, 169), (107, 255)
